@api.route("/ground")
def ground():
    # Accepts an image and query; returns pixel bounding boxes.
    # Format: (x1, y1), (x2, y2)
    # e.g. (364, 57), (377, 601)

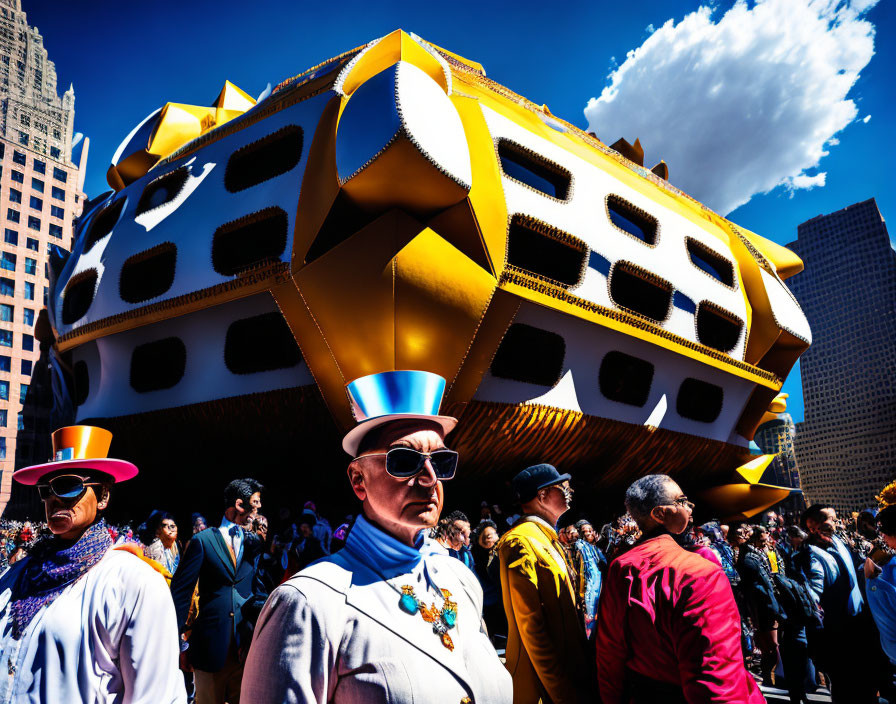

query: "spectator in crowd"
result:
(497, 463), (593, 704)
(301, 501), (332, 555)
(241, 370), (511, 703)
(282, 514), (326, 581)
(0, 425), (185, 703)
(192, 513), (208, 534)
(471, 518), (506, 642)
(147, 511), (181, 575)
(596, 474), (763, 703)
(171, 478), (267, 704)
(702, 521), (740, 586)
(801, 503), (881, 703)
(574, 519), (606, 638)
(432, 510), (475, 570)
(865, 505), (896, 666)
(738, 525), (785, 686)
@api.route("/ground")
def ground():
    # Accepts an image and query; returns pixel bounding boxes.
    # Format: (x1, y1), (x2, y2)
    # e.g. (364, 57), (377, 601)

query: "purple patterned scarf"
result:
(9, 520), (112, 639)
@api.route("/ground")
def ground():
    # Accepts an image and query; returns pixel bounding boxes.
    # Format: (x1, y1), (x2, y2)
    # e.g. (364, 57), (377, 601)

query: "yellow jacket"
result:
(497, 517), (594, 704)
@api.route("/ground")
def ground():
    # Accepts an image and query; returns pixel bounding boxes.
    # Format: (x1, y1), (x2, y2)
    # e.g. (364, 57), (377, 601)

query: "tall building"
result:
(787, 199), (896, 513)
(754, 412), (806, 519)
(0, 0), (87, 508)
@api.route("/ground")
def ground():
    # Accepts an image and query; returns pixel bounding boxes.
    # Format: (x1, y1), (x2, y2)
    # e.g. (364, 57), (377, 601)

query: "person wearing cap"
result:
(0, 425), (186, 704)
(241, 370), (512, 704)
(496, 463), (594, 704)
(596, 474), (763, 704)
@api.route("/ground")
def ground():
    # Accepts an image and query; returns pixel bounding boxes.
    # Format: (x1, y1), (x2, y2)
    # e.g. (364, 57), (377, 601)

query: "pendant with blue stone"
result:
(399, 586), (419, 614)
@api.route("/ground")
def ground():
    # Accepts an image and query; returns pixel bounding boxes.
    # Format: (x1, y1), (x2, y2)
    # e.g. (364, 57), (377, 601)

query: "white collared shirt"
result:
(219, 516), (243, 563)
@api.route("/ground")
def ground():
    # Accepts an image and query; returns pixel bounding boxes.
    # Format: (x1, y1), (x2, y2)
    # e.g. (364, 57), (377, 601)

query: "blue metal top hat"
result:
(342, 370), (457, 456)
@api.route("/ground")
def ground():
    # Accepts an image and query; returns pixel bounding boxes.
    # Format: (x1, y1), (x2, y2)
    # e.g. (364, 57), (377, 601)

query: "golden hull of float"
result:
(40, 31), (810, 521)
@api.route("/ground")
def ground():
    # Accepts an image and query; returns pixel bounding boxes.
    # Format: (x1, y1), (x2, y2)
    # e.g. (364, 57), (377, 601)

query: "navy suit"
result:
(171, 526), (267, 672)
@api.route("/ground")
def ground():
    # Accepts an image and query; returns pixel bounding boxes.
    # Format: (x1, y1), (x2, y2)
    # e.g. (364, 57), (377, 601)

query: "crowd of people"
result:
(0, 371), (895, 703)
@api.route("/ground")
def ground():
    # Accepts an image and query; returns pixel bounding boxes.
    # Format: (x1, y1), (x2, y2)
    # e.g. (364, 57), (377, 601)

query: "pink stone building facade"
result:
(0, 0), (86, 509)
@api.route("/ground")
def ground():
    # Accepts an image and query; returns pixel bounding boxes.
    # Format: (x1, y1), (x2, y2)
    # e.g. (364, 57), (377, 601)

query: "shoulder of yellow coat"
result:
(113, 543), (173, 583)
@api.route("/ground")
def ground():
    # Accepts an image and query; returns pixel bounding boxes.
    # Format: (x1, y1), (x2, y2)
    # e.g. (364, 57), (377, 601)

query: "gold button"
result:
(460, 698), (472, 704)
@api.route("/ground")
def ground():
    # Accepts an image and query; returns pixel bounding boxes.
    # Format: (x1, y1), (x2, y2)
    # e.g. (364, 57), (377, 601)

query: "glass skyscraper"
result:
(787, 199), (896, 513)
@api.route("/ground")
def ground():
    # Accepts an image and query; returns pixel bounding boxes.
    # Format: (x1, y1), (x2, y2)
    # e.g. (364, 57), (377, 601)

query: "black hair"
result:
(878, 506), (896, 536)
(801, 504), (834, 529)
(223, 477), (264, 510)
(574, 519), (593, 532)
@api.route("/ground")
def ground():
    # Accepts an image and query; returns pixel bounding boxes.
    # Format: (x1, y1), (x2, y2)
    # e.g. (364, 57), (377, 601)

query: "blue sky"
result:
(24, 0), (894, 422)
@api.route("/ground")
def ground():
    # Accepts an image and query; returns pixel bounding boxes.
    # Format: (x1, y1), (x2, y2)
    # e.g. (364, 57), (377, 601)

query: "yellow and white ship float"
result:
(45, 30), (810, 519)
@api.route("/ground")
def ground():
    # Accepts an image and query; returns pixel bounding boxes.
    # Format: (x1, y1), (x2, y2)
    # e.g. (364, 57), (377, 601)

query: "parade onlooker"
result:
(433, 509), (475, 570)
(241, 371), (510, 703)
(471, 519), (506, 642)
(301, 501), (332, 556)
(574, 518), (606, 638)
(0, 425), (185, 703)
(281, 514), (326, 581)
(738, 525), (785, 686)
(147, 511), (181, 575)
(596, 474), (762, 704)
(801, 503), (880, 703)
(171, 478), (267, 704)
(497, 463), (593, 704)
(192, 513), (208, 534)
(865, 505), (896, 665)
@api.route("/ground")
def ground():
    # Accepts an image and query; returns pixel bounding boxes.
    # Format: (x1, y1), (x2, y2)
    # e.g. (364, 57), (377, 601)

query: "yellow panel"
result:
(214, 80), (256, 112)
(737, 225), (805, 279)
(147, 103), (211, 157)
(697, 483), (794, 521)
(394, 228), (497, 375)
(736, 453), (776, 485)
(339, 29), (449, 96)
(426, 41), (486, 75)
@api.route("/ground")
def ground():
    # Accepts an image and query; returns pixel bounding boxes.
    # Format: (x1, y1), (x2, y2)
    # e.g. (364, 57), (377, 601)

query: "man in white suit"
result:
(241, 370), (512, 704)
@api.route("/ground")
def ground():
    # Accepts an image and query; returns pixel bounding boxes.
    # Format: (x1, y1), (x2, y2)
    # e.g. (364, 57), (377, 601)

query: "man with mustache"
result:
(802, 503), (882, 703)
(241, 371), (511, 703)
(497, 463), (594, 704)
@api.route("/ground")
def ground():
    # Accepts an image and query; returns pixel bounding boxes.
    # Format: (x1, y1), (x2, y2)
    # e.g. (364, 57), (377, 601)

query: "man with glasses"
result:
(0, 425), (186, 703)
(496, 463), (594, 704)
(241, 371), (511, 704)
(596, 474), (762, 704)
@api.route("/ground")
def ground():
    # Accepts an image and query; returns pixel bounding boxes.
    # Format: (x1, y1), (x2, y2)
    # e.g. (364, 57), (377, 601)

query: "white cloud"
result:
(863, 114), (872, 123)
(645, 23), (656, 34)
(584, 0), (878, 215)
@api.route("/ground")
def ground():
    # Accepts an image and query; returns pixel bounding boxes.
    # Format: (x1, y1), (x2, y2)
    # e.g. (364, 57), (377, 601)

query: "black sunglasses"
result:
(356, 447), (459, 480)
(36, 474), (102, 501)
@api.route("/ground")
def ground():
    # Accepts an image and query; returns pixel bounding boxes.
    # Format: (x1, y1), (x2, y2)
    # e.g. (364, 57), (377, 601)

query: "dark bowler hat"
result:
(512, 463), (571, 503)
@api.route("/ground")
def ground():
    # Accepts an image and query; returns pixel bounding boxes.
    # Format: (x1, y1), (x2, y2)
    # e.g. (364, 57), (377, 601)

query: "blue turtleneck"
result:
(343, 514), (426, 579)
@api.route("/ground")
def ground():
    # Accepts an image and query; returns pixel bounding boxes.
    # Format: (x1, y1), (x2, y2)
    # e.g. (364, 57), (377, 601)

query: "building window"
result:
(27, 216), (40, 231)
(22, 308), (34, 326)
(24, 258), (36, 275)
(4, 230), (17, 246)
(50, 147), (61, 159)
(19, 383), (28, 401)
(20, 359), (31, 376)
(0, 304), (12, 322)
(50, 205), (64, 219)
(23, 282), (34, 300)
(10, 170), (24, 183)
(12, 150), (26, 165)
(0, 252), (15, 271)
(6, 209), (19, 223)
(48, 224), (62, 239)
(16, 413), (23, 430)
(53, 167), (67, 183)
(29, 196), (43, 211)
(31, 178), (44, 193)
(51, 186), (65, 200)
(0, 410), (6, 427)
(8, 188), (21, 204)
(21, 334), (33, 352)
(43, 287), (48, 305)
(0, 278), (13, 297)
(0, 380), (8, 400)
(26, 238), (38, 252)
(0, 356), (9, 372)
(0, 437), (6, 459)
(18, 132), (28, 146)
(33, 159), (46, 174)
(0, 330), (12, 347)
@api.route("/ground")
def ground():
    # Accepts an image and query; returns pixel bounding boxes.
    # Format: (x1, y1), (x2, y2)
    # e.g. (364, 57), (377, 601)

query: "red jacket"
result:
(596, 534), (763, 704)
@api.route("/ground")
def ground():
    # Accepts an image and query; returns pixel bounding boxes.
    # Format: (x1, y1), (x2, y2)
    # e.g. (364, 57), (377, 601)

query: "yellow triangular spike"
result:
(737, 226), (804, 279)
(214, 81), (255, 112)
(736, 453), (776, 485)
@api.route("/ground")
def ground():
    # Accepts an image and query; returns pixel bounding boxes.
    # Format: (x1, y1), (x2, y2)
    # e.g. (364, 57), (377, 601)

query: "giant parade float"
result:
(24, 31), (811, 520)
